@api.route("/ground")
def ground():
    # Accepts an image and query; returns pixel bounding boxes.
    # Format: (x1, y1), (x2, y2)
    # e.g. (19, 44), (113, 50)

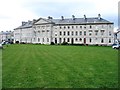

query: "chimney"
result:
(84, 14), (87, 20)
(61, 16), (64, 20)
(98, 14), (101, 20)
(72, 15), (75, 20)
(33, 19), (36, 23)
(22, 21), (27, 26)
(48, 16), (53, 19)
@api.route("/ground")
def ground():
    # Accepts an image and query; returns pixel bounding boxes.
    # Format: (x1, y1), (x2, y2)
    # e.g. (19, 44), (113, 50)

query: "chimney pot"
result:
(72, 15), (75, 20)
(98, 14), (101, 19)
(61, 16), (64, 20)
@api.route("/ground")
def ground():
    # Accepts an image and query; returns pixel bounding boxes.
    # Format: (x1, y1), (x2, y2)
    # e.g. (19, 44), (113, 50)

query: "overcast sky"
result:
(0, 0), (119, 31)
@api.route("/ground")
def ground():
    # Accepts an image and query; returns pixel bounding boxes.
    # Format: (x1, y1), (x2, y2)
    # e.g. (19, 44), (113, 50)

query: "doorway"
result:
(71, 38), (74, 44)
(84, 38), (86, 44)
(55, 38), (57, 44)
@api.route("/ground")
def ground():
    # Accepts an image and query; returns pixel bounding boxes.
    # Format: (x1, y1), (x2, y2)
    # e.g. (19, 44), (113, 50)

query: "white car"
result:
(112, 44), (120, 49)
(0, 44), (3, 49)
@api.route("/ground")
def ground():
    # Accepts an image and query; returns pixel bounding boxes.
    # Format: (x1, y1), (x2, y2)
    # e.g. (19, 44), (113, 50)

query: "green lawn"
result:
(2, 44), (118, 88)
(0, 49), (2, 89)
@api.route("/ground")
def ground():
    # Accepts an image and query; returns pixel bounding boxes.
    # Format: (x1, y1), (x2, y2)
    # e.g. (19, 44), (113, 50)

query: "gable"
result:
(34, 18), (54, 25)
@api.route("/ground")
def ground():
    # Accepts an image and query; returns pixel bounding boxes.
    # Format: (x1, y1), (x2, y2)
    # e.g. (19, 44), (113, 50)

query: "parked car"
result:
(112, 44), (120, 49)
(0, 44), (3, 49)
(1, 41), (6, 45)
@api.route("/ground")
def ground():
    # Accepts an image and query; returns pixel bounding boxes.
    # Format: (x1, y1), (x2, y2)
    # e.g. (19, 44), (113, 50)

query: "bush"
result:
(61, 42), (68, 45)
(20, 42), (26, 44)
(51, 42), (55, 45)
(16, 41), (19, 44)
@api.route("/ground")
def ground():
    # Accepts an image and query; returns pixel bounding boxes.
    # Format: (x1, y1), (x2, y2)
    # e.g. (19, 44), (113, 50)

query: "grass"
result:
(0, 49), (2, 89)
(2, 44), (118, 88)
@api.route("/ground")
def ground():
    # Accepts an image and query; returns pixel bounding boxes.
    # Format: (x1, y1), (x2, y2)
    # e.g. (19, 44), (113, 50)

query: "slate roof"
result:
(52, 17), (113, 25)
(14, 17), (113, 30)
(14, 21), (33, 30)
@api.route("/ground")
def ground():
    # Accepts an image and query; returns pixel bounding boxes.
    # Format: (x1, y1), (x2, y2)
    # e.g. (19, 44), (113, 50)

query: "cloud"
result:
(0, 0), (119, 31)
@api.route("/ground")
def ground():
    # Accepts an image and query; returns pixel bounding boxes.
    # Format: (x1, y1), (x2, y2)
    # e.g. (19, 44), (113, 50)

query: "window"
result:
(109, 31), (111, 36)
(76, 26), (78, 28)
(60, 31), (62, 35)
(72, 26), (74, 29)
(76, 31), (78, 36)
(60, 26), (62, 29)
(59, 38), (61, 43)
(55, 34), (57, 36)
(38, 38), (40, 42)
(102, 25), (104, 28)
(34, 38), (35, 41)
(89, 30), (92, 36)
(43, 38), (44, 42)
(89, 38), (92, 43)
(55, 31), (57, 36)
(63, 38), (66, 42)
(101, 30), (105, 35)
(84, 31), (86, 36)
(101, 38), (104, 43)
(79, 38), (82, 41)
(80, 31), (82, 35)
(42, 30), (45, 32)
(90, 25), (92, 29)
(109, 39), (111, 43)
(75, 38), (78, 41)
(64, 31), (66, 36)
(55, 27), (57, 29)
(68, 31), (70, 36)
(84, 26), (86, 29)
(42, 26), (45, 29)
(80, 26), (82, 29)
(95, 38), (97, 40)
(37, 26), (40, 28)
(64, 26), (66, 29)
(68, 26), (70, 29)
(67, 38), (70, 42)
(95, 30), (98, 35)
(109, 25), (112, 28)
(47, 38), (49, 42)
(47, 30), (49, 32)
(72, 31), (74, 36)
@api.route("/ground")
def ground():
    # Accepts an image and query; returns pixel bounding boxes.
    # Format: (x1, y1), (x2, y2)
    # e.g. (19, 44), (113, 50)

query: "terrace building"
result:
(14, 14), (114, 45)
(0, 31), (14, 43)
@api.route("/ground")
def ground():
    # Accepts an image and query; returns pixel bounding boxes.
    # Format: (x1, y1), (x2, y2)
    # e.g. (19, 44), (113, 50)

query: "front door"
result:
(71, 38), (74, 44)
(55, 38), (57, 44)
(84, 38), (86, 44)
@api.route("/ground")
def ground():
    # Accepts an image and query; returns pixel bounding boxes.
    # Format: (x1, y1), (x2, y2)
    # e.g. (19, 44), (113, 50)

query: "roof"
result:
(51, 17), (113, 25)
(14, 21), (33, 30)
(0, 31), (13, 35)
(14, 16), (113, 30)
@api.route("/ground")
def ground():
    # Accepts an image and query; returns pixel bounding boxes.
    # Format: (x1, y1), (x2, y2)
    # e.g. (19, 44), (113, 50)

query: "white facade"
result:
(14, 15), (114, 46)
(0, 31), (14, 43)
